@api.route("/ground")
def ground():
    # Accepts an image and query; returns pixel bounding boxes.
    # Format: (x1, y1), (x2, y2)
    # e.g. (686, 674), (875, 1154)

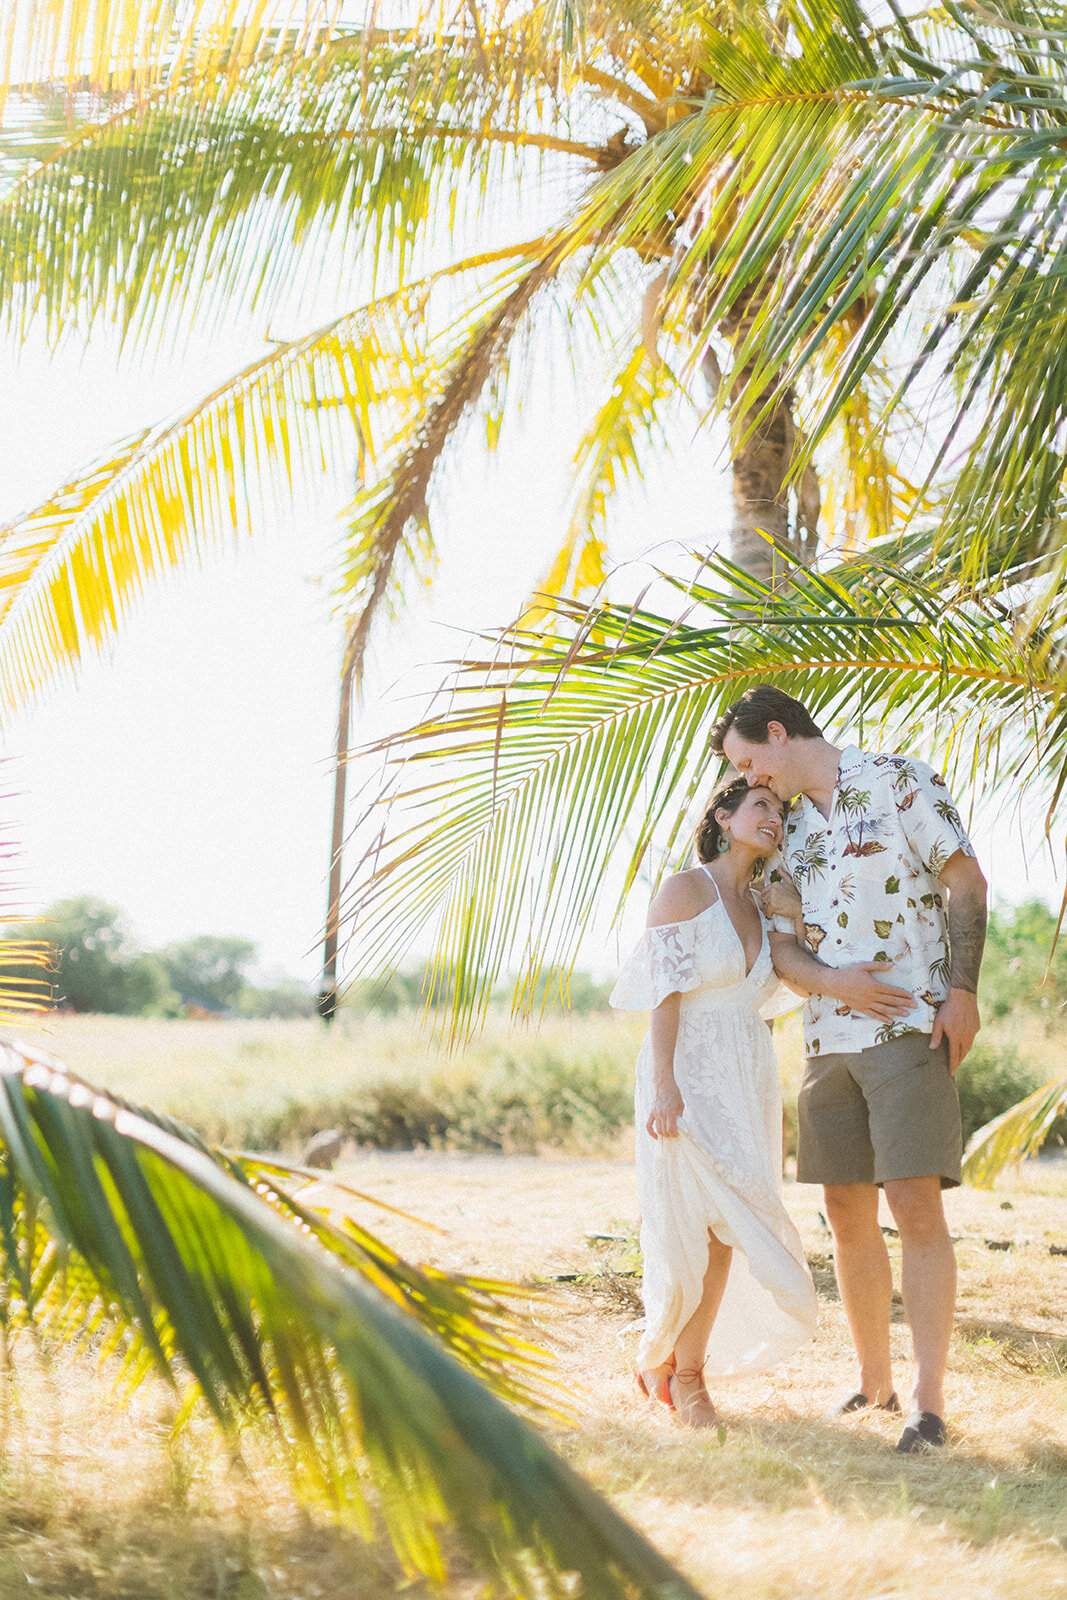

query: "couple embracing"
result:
(611, 686), (987, 1454)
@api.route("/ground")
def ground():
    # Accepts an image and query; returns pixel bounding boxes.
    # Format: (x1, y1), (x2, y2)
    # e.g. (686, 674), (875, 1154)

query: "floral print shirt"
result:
(771, 745), (976, 1057)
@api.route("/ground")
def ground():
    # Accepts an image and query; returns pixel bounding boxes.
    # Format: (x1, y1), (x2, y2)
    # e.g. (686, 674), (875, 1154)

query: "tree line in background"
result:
(5, 893), (1064, 1027)
(3, 898), (315, 1018)
(0, 896), (618, 1018)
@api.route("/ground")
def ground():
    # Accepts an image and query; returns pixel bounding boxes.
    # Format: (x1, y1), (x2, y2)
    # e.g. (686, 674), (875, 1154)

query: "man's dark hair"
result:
(709, 685), (823, 752)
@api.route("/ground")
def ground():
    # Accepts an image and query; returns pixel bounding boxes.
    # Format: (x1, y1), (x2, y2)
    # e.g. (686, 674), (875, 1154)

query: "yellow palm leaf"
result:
(520, 340), (677, 626)
(962, 1075), (1067, 1188)
(0, 0), (342, 104)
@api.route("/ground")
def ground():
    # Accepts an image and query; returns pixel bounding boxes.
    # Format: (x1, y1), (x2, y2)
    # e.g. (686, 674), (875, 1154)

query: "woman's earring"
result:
(719, 832), (731, 854)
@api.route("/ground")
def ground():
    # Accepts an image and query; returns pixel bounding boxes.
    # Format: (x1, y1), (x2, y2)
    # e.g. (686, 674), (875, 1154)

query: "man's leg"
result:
(883, 1175), (956, 1417)
(823, 1182), (895, 1405)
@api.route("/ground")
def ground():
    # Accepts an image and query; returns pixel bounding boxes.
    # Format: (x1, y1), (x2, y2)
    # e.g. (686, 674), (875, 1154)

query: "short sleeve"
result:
(895, 760), (976, 877)
(609, 918), (707, 1011)
(758, 849), (803, 939)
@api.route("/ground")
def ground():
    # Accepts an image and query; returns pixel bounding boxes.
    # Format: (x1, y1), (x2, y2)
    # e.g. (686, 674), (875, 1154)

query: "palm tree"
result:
(4, 0), (1064, 1003)
(321, 0), (1067, 1169)
(0, 0), (939, 1007)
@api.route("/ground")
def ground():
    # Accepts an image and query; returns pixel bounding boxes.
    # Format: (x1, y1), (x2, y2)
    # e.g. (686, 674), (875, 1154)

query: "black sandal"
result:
(826, 1390), (900, 1419)
(895, 1411), (946, 1453)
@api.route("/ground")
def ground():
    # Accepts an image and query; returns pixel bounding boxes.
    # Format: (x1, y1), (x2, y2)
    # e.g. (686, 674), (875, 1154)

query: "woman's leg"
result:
(669, 1229), (732, 1425)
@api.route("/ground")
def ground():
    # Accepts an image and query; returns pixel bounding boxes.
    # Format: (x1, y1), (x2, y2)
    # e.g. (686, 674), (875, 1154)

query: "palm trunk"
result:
(727, 368), (819, 584)
(317, 649), (355, 1024)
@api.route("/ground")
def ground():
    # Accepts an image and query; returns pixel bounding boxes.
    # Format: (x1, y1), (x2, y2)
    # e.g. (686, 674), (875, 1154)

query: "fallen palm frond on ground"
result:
(0, 1037), (702, 1600)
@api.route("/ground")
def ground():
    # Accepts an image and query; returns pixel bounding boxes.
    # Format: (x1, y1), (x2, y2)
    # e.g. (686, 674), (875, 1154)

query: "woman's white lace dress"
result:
(611, 892), (818, 1377)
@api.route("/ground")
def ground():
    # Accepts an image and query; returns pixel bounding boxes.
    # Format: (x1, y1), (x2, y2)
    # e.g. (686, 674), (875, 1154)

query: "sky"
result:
(2, 320), (1064, 994)
(0, 316), (744, 984)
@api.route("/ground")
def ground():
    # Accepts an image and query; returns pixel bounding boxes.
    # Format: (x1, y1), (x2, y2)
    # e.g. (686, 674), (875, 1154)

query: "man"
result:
(711, 685), (987, 1453)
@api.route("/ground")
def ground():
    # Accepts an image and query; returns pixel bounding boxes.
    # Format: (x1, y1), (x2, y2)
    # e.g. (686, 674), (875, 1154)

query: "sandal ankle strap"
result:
(673, 1364), (708, 1384)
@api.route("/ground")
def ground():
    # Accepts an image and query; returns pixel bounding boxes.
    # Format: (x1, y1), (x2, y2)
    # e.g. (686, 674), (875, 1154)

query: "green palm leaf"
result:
(0, 18), (602, 345)
(0, 1039), (700, 1599)
(342, 548), (1067, 1037)
(962, 1073), (1067, 1187)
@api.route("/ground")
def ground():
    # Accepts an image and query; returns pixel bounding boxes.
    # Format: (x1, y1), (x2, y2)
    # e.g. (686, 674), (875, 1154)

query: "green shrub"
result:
(980, 901), (1067, 1026)
(956, 1043), (1044, 1144)
(248, 1042), (635, 1155)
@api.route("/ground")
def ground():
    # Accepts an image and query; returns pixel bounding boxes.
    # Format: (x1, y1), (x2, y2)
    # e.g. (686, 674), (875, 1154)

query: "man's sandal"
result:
(825, 1390), (900, 1420)
(895, 1411), (946, 1453)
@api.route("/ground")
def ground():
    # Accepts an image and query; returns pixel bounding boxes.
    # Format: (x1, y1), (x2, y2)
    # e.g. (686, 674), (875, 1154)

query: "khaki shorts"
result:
(796, 1033), (962, 1189)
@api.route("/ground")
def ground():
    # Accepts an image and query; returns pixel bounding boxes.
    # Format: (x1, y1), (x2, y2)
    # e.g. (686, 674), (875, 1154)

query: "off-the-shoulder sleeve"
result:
(609, 918), (707, 1011)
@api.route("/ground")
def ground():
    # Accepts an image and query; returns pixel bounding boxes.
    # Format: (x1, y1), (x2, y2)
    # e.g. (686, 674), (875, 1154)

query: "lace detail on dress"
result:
(610, 904), (740, 1012)
(618, 894), (818, 1378)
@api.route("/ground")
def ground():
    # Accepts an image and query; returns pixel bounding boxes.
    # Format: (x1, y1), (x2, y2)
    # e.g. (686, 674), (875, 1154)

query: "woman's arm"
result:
(768, 932), (918, 1023)
(646, 991), (684, 1138)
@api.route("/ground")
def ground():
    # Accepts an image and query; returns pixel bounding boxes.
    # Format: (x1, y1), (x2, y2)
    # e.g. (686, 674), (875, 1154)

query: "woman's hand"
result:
(646, 1081), (684, 1139)
(755, 876), (802, 924)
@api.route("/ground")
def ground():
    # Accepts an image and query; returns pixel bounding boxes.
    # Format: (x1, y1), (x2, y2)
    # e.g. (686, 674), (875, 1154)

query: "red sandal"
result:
(635, 1353), (676, 1408)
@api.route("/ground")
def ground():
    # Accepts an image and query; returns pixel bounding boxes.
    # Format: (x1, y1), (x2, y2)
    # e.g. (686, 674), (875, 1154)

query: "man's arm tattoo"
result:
(948, 891), (987, 993)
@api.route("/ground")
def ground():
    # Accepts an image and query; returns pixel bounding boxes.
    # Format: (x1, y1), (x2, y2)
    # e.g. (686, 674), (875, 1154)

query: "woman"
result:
(610, 777), (817, 1427)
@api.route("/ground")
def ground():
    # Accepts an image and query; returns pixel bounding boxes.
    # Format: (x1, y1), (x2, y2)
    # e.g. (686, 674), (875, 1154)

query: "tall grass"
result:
(24, 1008), (1067, 1159)
(32, 1010), (647, 1153)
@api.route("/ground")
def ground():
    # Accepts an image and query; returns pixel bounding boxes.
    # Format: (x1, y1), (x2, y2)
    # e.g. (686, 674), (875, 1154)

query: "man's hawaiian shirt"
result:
(772, 745), (976, 1057)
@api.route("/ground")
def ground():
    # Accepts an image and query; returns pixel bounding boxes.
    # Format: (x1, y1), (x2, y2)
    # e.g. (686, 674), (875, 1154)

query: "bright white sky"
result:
(0, 315), (742, 983)
(2, 317), (1063, 991)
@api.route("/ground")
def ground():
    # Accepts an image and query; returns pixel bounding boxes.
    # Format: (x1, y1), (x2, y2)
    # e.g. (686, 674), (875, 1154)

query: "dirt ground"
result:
(313, 1146), (1067, 1600)
(0, 1145), (1063, 1600)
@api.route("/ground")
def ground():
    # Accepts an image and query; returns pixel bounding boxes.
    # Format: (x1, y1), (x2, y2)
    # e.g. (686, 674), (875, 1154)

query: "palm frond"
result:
(544, 0), (1067, 580)
(961, 1073), (1067, 1187)
(336, 250), (563, 682)
(0, 16), (603, 345)
(0, 938), (53, 1020)
(0, 1039), (700, 1600)
(0, 311), (372, 714)
(0, 0), (340, 103)
(521, 338), (680, 623)
(340, 548), (1067, 1036)
(0, 247), (545, 718)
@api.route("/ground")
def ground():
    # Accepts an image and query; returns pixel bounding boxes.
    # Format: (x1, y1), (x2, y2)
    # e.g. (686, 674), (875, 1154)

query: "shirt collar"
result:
(835, 744), (864, 781)
(788, 744), (863, 825)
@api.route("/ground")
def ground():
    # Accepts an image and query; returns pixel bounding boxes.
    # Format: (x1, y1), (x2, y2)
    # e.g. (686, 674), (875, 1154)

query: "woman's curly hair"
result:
(695, 776), (754, 862)
(695, 776), (780, 877)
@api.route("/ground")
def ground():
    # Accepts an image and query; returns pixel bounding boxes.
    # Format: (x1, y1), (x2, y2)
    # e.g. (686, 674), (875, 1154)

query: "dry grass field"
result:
(0, 1014), (1064, 1598)
(0, 1143), (1064, 1597)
